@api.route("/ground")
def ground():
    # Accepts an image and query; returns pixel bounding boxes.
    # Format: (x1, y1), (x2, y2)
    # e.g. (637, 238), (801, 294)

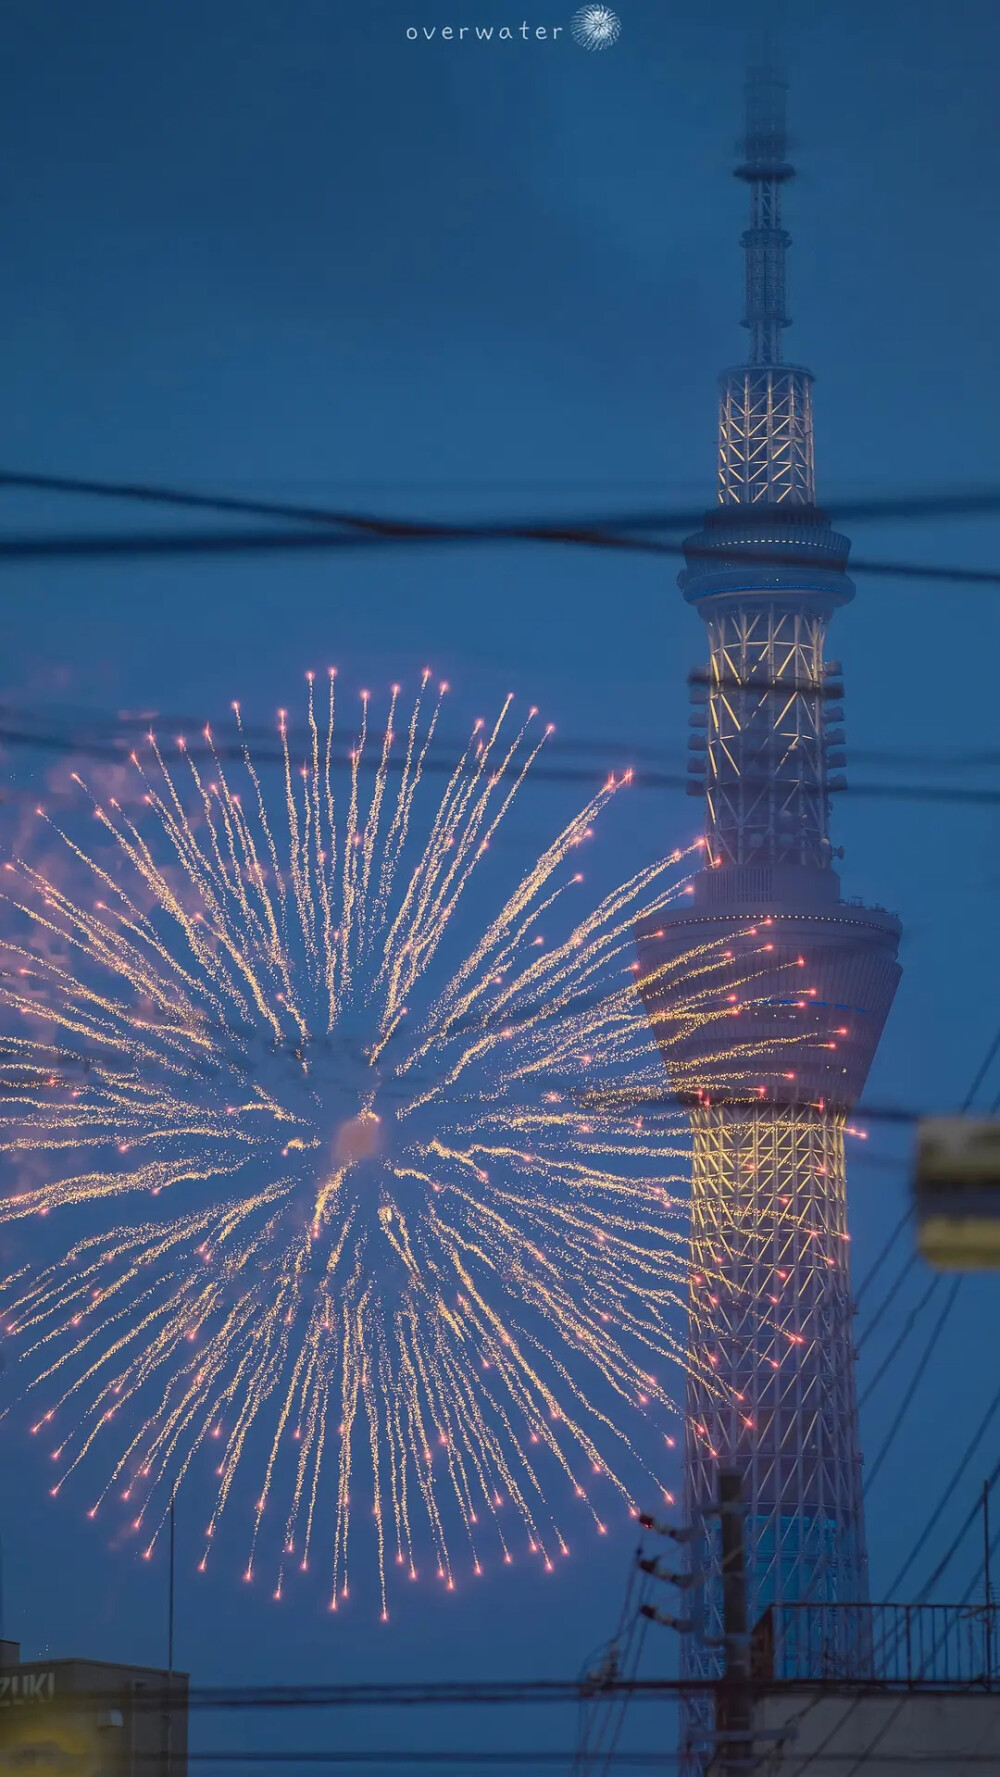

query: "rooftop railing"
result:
(752, 1602), (1000, 1690)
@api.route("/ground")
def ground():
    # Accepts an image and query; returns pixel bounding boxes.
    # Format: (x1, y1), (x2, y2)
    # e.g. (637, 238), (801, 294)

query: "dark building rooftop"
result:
(0, 1640), (188, 1777)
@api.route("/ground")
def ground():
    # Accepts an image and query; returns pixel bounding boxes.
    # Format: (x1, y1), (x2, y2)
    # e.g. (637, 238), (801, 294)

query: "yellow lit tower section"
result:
(635, 57), (901, 1735)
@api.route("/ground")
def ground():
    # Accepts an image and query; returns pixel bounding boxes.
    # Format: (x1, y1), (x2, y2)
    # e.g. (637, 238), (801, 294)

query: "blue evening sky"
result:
(0, 0), (997, 1766)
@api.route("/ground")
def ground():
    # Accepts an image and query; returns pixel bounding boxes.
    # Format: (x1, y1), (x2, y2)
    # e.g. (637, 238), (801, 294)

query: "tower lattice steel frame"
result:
(635, 58), (901, 1768)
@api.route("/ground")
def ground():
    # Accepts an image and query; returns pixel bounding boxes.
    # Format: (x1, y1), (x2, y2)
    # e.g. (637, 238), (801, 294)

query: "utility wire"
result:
(594, 1571), (656, 1777)
(594, 1615), (653, 1777)
(7, 1672), (963, 1716)
(6, 692), (999, 776)
(4, 518), (1000, 591)
(573, 1535), (652, 1776)
(0, 469), (989, 570)
(8, 466), (1000, 532)
(962, 1029), (1000, 1112)
(787, 1016), (1000, 1763)
(958, 1514), (1000, 1608)
(180, 1756), (675, 1769)
(875, 1010), (1000, 1569)
(857, 1272), (939, 1400)
(884, 1373), (1000, 1598)
(118, 1753), (1000, 1769)
(30, 1680), (702, 1712)
(855, 1253), (919, 1355)
(787, 1019), (1000, 1771)
(914, 1455), (1000, 1605)
(3, 461), (1000, 589)
(858, 1008), (1000, 1473)
(3, 679), (999, 777)
(853, 1209), (914, 1309)
(0, 714), (997, 809)
(863, 1278), (962, 1495)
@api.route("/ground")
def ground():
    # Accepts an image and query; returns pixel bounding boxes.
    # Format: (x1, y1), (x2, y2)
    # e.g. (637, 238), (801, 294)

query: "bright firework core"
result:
(335, 1109), (382, 1167)
(241, 1026), (398, 1261)
(245, 1019), (457, 1303)
(0, 678), (719, 1614)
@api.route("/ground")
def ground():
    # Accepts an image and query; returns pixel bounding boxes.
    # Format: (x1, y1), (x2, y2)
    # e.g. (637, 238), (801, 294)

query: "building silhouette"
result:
(0, 1639), (187, 1777)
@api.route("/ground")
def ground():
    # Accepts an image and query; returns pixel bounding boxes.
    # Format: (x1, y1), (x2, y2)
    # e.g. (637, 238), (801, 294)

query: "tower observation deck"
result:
(635, 58), (901, 1766)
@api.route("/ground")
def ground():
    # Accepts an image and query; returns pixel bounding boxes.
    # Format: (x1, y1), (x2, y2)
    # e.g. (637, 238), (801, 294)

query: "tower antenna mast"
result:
(718, 47), (814, 508)
(737, 52), (793, 369)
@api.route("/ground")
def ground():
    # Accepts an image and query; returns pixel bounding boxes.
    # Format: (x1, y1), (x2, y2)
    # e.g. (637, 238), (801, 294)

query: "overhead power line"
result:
(3, 523), (1000, 592)
(858, 1271), (938, 1392)
(0, 711), (996, 811)
(137, 1754), (1000, 1769)
(859, 1013), (1000, 1614)
(182, 1756), (676, 1769)
(2, 467), (1000, 587)
(853, 1209), (914, 1309)
(963, 1025), (1000, 1111)
(0, 689), (995, 779)
(884, 1373), (1000, 1598)
(863, 1278), (962, 1495)
(855, 1248), (918, 1351)
(6, 466), (1000, 535)
(33, 1669), (960, 1716)
(5, 1679), (717, 1715)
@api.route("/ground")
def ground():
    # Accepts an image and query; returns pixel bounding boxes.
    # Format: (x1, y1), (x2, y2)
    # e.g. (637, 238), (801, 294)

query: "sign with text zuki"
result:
(0, 1673), (56, 1707)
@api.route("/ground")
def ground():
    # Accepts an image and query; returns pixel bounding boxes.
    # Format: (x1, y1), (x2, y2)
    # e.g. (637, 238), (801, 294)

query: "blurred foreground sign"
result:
(0, 1702), (108, 1777)
(915, 1117), (1000, 1270)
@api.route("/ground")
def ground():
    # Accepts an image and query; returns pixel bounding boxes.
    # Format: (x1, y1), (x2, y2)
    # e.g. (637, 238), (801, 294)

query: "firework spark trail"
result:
(0, 680), (783, 1612)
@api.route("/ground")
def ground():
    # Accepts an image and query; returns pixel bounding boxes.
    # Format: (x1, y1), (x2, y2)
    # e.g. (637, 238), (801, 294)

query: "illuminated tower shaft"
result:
(636, 58), (901, 1754)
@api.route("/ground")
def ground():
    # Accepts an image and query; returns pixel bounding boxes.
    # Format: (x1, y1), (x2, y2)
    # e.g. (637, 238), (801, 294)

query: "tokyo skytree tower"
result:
(635, 54), (901, 1749)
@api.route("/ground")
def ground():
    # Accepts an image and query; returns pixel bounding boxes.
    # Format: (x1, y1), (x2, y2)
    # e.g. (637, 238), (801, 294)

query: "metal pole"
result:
(717, 1467), (751, 1777)
(168, 1492), (175, 1675)
(166, 1491), (176, 1777)
(984, 1481), (993, 1689)
(0, 1342), (6, 1658)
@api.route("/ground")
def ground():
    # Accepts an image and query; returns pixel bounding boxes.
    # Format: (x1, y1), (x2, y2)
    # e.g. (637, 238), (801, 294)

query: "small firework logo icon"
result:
(570, 3), (621, 48)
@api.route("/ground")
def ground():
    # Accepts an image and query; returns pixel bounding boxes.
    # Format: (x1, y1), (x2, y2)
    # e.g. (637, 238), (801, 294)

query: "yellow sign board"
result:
(915, 1117), (1000, 1270)
(0, 1701), (114, 1777)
